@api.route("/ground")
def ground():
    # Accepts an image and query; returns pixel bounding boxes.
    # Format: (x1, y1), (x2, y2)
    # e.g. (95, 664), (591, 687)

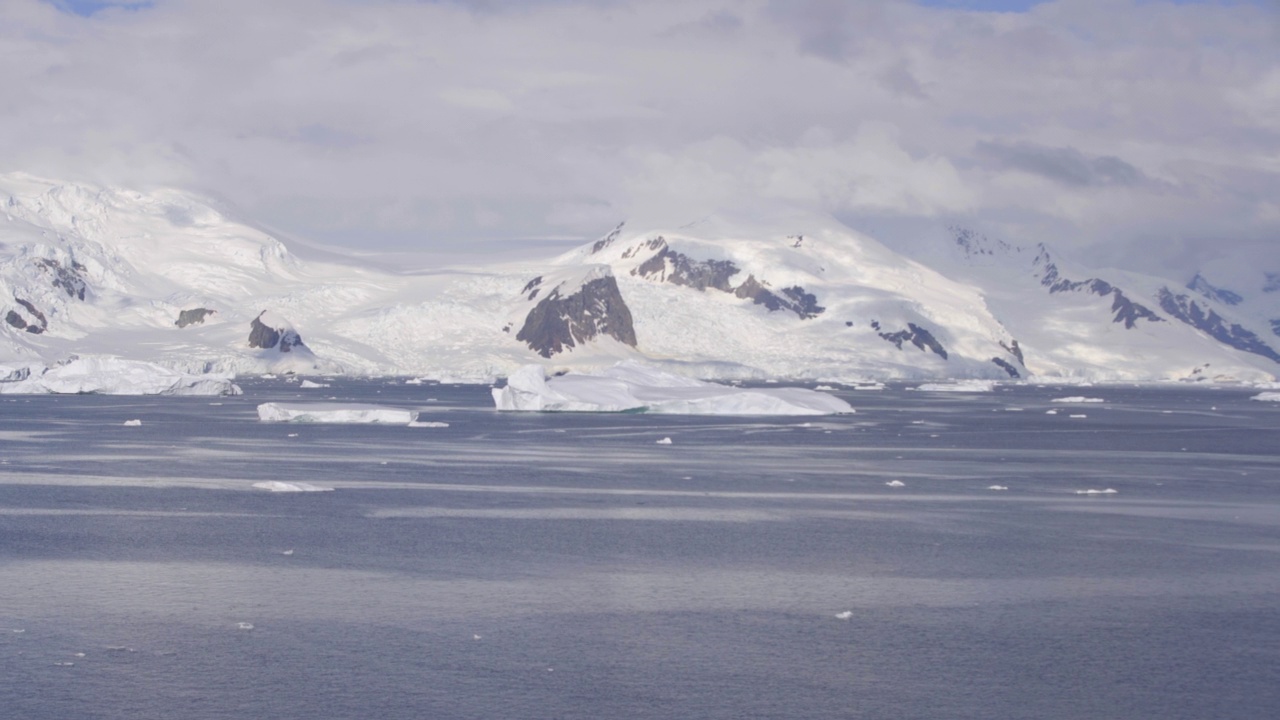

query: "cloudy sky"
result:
(3, 0), (1277, 278)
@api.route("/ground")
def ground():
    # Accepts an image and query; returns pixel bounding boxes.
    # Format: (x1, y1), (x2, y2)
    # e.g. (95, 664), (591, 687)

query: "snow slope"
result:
(2, 173), (1276, 384)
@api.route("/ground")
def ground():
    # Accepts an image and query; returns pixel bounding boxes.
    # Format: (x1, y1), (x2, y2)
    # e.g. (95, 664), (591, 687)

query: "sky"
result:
(3, 0), (1278, 280)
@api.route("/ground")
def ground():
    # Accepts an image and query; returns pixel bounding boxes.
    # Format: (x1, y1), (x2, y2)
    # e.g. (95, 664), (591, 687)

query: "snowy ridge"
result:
(1, 174), (1278, 384)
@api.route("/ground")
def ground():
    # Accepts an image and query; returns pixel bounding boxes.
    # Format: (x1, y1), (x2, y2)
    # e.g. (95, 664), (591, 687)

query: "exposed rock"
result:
(517, 275), (637, 358)
(1000, 339), (1025, 365)
(1272, 319), (1280, 338)
(872, 320), (948, 360)
(590, 222), (626, 255)
(1186, 273), (1243, 306)
(6, 298), (48, 334)
(1156, 289), (1280, 363)
(1036, 247), (1161, 329)
(991, 357), (1021, 378)
(249, 311), (308, 353)
(34, 258), (88, 301)
(633, 240), (739, 292)
(732, 276), (825, 319)
(175, 308), (216, 328)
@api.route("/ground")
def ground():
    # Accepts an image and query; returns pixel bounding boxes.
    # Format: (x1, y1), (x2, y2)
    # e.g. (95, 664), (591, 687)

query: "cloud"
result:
(0, 0), (1276, 280)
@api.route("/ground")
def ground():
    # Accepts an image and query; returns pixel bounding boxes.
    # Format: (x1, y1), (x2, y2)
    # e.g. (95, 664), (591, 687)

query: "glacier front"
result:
(0, 356), (241, 396)
(492, 362), (854, 415)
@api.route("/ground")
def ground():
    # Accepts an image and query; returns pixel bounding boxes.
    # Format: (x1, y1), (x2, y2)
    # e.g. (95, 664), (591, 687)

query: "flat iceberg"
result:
(251, 481), (334, 492)
(1250, 392), (1280, 402)
(0, 356), (241, 396)
(915, 380), (995, 393)
(257, 403), (417, 424)
(492, 362), (854, 416)
(1052, 396), (1105, 403)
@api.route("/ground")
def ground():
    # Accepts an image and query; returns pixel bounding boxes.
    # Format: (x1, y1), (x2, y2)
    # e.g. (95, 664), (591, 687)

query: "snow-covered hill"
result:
(1, 173), (1276, 384)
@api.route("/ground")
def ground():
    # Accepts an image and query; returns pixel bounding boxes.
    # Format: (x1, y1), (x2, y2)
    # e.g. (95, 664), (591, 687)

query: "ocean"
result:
(1, 379), (1277, 719)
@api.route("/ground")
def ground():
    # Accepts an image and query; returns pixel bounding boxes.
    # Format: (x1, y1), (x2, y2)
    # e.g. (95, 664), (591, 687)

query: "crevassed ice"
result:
(0, 356), (240, 396)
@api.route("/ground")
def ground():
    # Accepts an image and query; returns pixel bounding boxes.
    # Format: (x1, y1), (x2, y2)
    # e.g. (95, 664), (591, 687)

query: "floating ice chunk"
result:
(915, 380), (995, 393)
(122, 419), (142, 427)
(655, 437), (673, 445)
(281, 549), (294, 556)
(104, 646), (135, 653)
(814, 385), (836, 391)
(1075, 488), (1118, 495)
(261, 374), (278, 379)
(834, 611), (853, 620)
(251, 481), (334, 493)
(1069, 414), (1088, 418)
(257, 403), (415, 424)
(885, 480), (906, 488)
(987, 485), (1009, 491)
(1045, 409), (1058, 414)
(1250, 392), (1280, 402)
(74, 652), (85, 658)
(0, 356), (240, 396)
(1051, 397), (1105, 403)
(493, 362), (853, 416)
(299, 380), (330, 389)
(407, 421), (449, 428)
(54, 662), (75, 667)
(236, 622), (254, 630)
(473, 634), (482, 640)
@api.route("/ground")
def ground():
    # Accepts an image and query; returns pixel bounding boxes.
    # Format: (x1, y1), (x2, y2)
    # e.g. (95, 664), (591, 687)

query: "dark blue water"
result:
(1, 380), (1278, 719)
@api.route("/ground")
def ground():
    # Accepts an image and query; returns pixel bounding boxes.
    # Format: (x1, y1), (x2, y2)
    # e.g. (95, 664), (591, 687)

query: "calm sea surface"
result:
(1, 380), (1277, 719)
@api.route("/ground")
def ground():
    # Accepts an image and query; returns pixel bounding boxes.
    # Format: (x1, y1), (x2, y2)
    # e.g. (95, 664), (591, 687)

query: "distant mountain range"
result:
(2, 172), (1277, 383)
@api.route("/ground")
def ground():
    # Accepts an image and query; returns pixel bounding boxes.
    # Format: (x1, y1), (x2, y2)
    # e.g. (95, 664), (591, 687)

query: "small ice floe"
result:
(814, 385), (836, 391)
(473, 634), (482, 640)
(251, 481), (334, 493)
(1075, 488), (1118, 495)
(1250, 392), (1280, 402)
(834, 611), (853, 620)
(1005, 408), (1024, 412)
(1051, 396), (1105, 403)
(74, 652), (85, 658)
(286, 433), (299, 438)
(405, 378), (424, 385)
(299, 380), (329, 389)
(655, 437), (673, 445)
(910, 420), (925, 425)
(261, 374), (278, 379)
(208, 402), (223, 406)
(53, 662), (74, 667)
(1069, 414), (1088, 419)
(407, 421), (449, 428)
(122, 419), (142, 427)
(987, 485), (1009, 491)
(236, 622), (254, 631)
(258, 403), (415, 424)
(1045, 409), (1058, 415)
(916, 380), (995, 393)
(885, 480), (906, 488)
(281, 549), (294, 556)
(104, 646), (135, 653)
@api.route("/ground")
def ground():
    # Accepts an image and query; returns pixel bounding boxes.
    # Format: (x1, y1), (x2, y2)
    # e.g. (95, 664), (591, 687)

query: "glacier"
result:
(0, 356), (240, 396)
(492, 362), (854, 415)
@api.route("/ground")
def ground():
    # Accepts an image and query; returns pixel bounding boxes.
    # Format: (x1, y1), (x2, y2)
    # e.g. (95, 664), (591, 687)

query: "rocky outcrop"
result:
(1035, 247), (1161, 329)
(175, 308), (216, 328)
(1000, 339), (1025, 365)
(6, 298), (48, 334)
(1186, 273), (1243, 306)
(249, 311), (308, 352)
(629, 236), (824, 320)
(1272, 319), (1280, 338)
(991, 357), (1021, 378)
(872, 320), (948, 360)
(590, 222), (626, 255)
(517, 274), (637, 358)
(34, 258), (88, 301)
(1156, 289), (1280, 364)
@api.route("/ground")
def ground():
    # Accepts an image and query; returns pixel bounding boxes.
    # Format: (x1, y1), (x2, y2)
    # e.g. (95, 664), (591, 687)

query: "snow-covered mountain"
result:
(2, 173), (1276, 383)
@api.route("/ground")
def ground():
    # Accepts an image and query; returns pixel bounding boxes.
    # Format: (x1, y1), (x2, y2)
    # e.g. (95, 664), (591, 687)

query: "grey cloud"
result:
(975, 141), (1152, 188)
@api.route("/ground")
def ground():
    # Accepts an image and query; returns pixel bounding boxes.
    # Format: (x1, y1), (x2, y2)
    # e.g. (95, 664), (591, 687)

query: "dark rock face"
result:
(629, 237), (824, 320)
(175, 308), (216, 328)
(1000, 339), (1025, 365)
(952, 226), (1016, 258)
(1157, 289), (1280, 363)
(517, 276), (637, 358)
(590, 222), (626, 255)
(34, 258), (88, 301)
(1036, 247), (1161, 329)
(1186, 273), (1243, 306)
(872, 320), (949, 360)
(992, 357), (1021, 378)
(249, 312), (307, 352)
(6, 298), (48, 334)
(1272, 319), (1280, 338)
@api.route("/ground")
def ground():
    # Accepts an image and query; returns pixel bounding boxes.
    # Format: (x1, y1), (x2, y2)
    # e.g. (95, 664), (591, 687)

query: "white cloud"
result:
(0, 0), (1276, 278)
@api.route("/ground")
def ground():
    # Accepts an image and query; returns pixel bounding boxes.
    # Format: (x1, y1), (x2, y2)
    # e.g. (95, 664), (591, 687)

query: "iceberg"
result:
(1250, 392), (1280, 402)
(492, 362), (854, 415)
(0, 356), (241, 396)
(1051, 396), (1105, 403)
(915, 380), (995, 393)
(257, 403), (417, 424)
